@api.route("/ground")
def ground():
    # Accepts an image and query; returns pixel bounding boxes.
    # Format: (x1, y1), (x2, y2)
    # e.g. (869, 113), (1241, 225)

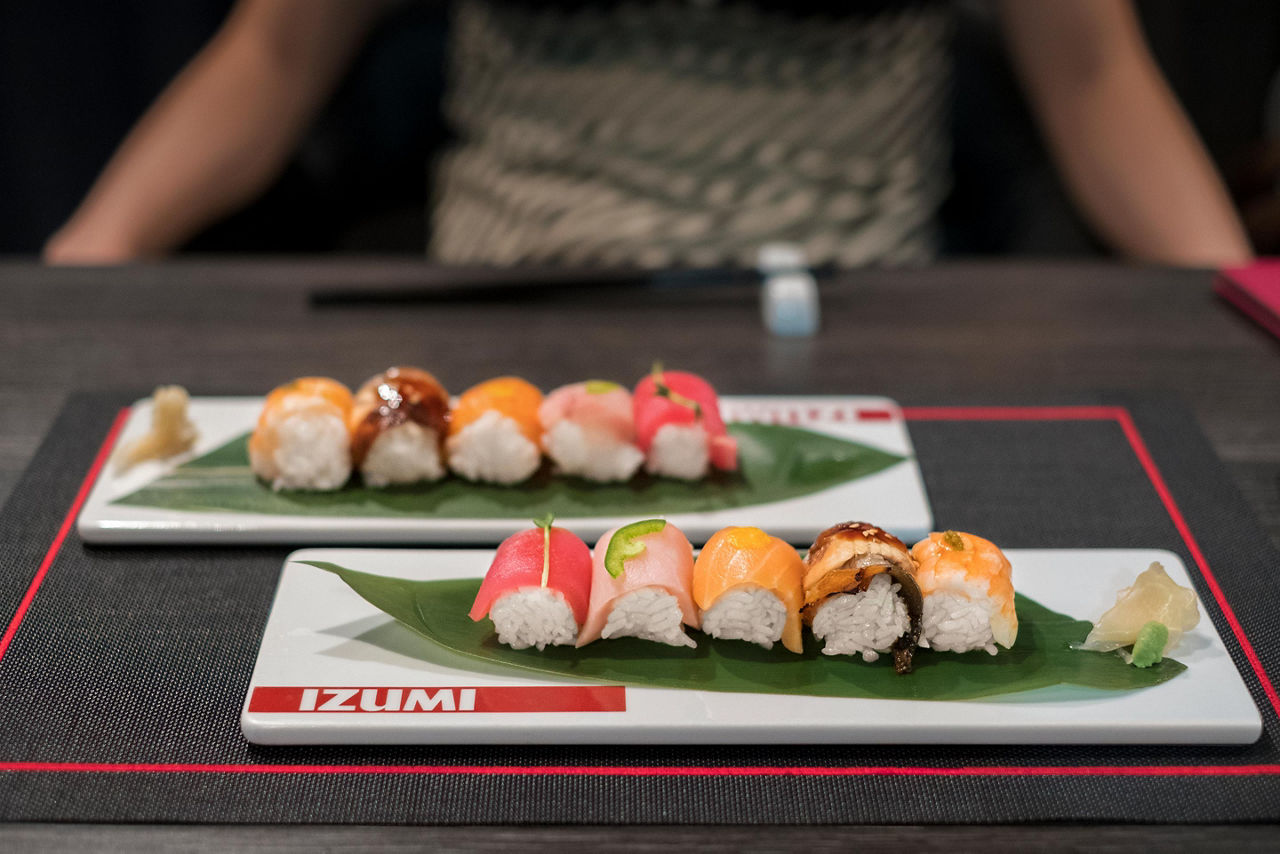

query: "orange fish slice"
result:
(449, 376), (543, 444)
(249, 376), (353, 460)
(693, 526), (805, 653)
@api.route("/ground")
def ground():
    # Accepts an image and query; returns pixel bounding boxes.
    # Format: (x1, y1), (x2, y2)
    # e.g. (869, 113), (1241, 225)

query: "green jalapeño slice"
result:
(604, 518), (667, 578)
(584, 380), (622, 395)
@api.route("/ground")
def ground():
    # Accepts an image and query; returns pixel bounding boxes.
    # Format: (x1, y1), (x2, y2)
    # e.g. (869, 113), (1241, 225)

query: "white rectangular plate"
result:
(241, 548), (1262, 745)
(78, 396), (931, 545)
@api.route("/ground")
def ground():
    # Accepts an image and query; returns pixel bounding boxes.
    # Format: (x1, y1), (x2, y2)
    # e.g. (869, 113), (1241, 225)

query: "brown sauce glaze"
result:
(802, 520), (923, 674)
(349, 367), (451, 466)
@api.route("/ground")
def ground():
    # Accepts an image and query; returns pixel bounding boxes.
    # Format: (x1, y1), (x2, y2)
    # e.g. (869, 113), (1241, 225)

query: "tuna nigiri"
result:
(632, 366), (737, 480)
(349, 366), (450, 487)
(447, 376), (544, 484)
(577, 519), (700, 648)
(540, 380), (644, 483)
(469, 516), (593, 649)
(249, 377), (354, 491)
(910, 530), (1018, 655)
(693, 526), (805, 653)
(803, 522), (923, 671)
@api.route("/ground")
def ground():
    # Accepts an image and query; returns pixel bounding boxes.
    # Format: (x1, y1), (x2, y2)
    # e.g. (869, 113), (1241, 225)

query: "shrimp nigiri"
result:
(632, 366), (738, 480)
(469, 516), (593, 650)
(577, 519), (700, 648)
(249, 377), (354, 491)
(446, 376), (544, 484)
(349, 366), (450, 487)
(910, 530), (1018, 655)
(540, 380), (644, 483)
(693, 526), (805, 653)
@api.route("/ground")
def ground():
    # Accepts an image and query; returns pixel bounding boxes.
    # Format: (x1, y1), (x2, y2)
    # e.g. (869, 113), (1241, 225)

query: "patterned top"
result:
(428, 0), (952, 268)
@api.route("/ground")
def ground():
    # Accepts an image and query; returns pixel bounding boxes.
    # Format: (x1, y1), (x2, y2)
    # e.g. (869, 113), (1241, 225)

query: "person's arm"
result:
(44, 0), (391, 264)
(999, 0), (1253, 267)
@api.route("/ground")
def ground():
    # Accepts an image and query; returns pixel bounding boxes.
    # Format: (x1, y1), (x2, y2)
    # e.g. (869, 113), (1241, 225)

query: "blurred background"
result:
(3, 0), (1279, 260)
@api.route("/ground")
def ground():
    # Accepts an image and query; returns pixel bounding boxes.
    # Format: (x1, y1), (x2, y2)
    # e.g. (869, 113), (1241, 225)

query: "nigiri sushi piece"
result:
(803, 522), (923, 672)
(576, 519), (700, 648)
(632, 366), (738, 480)
(249, 377), (354, 491)
(349, 366), (450, 487)
(540, 381), (644, 483)
(910, 530), (1018, 655)
(446, 377), (544, 485)
(469, 516), (593, 650)
(693, 526), (804, 653)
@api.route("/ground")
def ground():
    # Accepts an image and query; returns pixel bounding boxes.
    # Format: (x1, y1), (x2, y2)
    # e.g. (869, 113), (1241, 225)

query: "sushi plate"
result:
(77, 395), (931, 546)
(240, 547), (1262, 745)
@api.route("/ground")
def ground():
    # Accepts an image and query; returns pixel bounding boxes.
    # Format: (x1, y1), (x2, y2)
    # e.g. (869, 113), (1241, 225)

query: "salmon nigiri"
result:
(249, 377), (354, 491)
(349, 366), (450, 486)
(632, 366), (737, 479)
(446, 376), (544, 484)
(577, 519), (699, 648)
(540, 380), (644, 483)
(910, 530), (1017, 655)
(693, 526), (804, 653)
(469, 515), (593, 650)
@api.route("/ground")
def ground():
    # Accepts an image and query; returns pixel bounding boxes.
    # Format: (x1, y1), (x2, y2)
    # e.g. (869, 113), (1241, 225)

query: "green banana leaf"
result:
(113, 423), (905, 519)
(301, 560), (1187, 702)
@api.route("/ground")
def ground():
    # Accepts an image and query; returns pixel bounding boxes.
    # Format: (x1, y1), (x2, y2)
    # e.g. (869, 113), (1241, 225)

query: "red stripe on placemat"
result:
(900, 405), (1122, 421)
(1111, 409), (1280, 721)
(0, 761), (1278, 777)
(0, 407), (129, 665)
(904, 404), (1280, 722)
(3, 404), (1275, 781)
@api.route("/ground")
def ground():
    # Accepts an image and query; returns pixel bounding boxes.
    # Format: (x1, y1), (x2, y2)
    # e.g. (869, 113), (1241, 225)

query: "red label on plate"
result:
(248, 685), (626, 713)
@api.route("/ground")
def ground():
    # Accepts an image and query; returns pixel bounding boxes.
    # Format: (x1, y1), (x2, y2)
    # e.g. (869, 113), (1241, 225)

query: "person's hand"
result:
(43, 222), (140, 265)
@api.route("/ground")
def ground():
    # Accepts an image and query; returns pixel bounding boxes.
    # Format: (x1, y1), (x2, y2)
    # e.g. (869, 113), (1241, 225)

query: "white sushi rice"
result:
(920, 592), (998, 655)
(253, 412), (351, 491)
(645, 423), (709, 480)
(447, 410), (541, 484)
(544, 420), (644, 483)
(701, 586), (787, 649)
(488, 587), (578, 650)
(601, 587), (696, 648)
(811, 574), (910, 662)
(360, 422), (444, 487)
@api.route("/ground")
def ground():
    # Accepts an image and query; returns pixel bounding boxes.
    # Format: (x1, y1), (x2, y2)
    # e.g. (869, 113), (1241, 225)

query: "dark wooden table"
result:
(3, 259), (1279, 849)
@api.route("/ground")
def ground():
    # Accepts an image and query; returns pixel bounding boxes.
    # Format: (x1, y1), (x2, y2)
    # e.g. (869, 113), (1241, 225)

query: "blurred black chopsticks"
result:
(308, 264), (836, 305)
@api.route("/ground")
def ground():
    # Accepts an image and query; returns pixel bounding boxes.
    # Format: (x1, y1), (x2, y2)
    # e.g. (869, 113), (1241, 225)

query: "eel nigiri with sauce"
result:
(802, 522), (924, 672)
(349, 366), (450, 487)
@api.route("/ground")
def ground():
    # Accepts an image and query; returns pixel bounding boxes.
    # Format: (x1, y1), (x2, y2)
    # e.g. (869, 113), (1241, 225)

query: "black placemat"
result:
(1, 393), (1277, 824)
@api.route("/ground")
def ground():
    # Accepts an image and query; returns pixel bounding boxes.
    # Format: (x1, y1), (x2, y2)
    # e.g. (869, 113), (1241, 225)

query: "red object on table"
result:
(1215, 260), (1280, 340)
